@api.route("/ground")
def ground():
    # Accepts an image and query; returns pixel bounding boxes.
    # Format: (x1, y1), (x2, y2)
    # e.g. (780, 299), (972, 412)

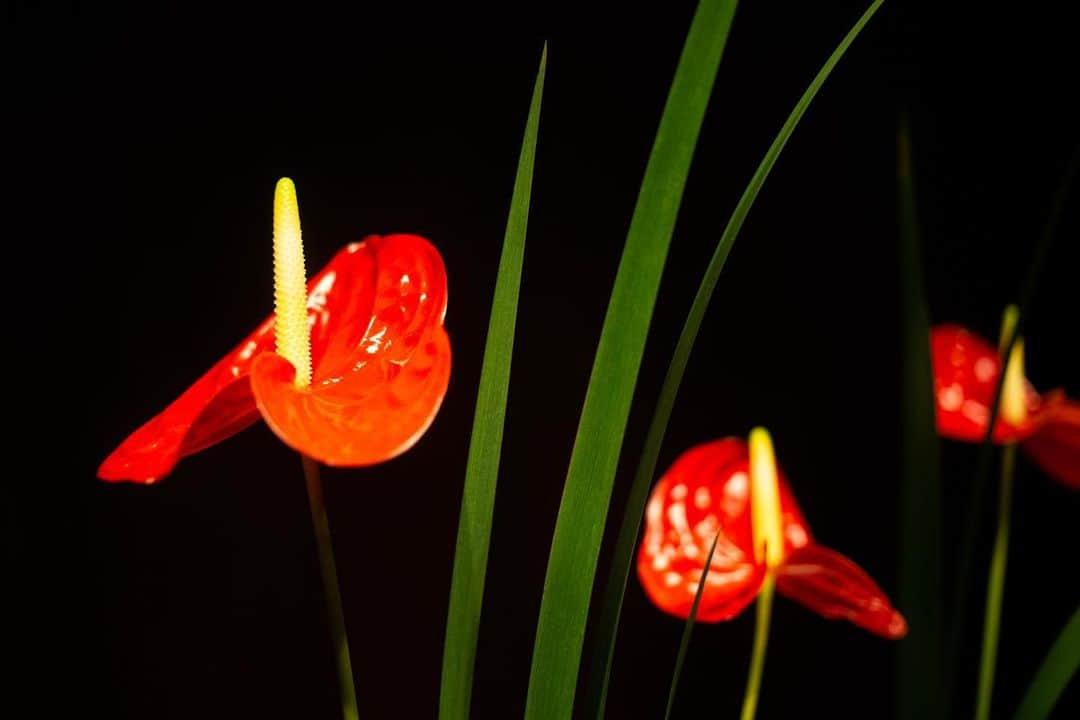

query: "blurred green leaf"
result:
(524, 3), (737, 718)
(1013, 605), (1080, 720)
(438, 46), (546, 720)
(664, 532), (720, 720)
(895, 115), (945, 720)
(584, 3), (886, 716)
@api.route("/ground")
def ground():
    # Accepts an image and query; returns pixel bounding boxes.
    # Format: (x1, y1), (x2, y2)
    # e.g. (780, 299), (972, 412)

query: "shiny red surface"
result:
(637, 439), (906, 638)
(99, 235), (450, 483)
(931, 325), (1079, 488)
(775, 545), (908, 639)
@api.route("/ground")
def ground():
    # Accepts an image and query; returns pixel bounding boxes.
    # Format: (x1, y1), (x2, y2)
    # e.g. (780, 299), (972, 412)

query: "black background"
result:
(10, 1), (1079, 718)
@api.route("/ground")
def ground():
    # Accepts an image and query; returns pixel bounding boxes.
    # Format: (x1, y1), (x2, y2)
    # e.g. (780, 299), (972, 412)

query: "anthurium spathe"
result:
(99, 179), (451, 483)
(931, 315), (1079, 488)
(636, 436), (907, 639)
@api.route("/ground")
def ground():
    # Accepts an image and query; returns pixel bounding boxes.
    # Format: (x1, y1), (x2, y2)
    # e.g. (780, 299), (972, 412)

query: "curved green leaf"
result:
(1013, 605), (1080, 720)
(663, 532), (720, 720)
(895, 115), (945, 720)
(584, 3), (886, 716)
(438, 46), (546, 720)
(524, 3), (738, 718)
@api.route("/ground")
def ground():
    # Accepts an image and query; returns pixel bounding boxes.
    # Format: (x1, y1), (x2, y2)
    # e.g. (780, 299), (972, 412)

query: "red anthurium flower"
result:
(637, 437), (907, 639)
(931, 322), (1079, 488)
(99, 180), (450, 484)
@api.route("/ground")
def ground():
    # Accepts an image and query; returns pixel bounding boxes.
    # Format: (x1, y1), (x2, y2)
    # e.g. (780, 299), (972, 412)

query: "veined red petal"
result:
(1022, 393), (1080, 488)
(98, 239), (381, 483)
(931, 325), (1043, 443)
(636, 439), (811, 623)
(250, 235), (451, 466)
(775, 544), (907, 639)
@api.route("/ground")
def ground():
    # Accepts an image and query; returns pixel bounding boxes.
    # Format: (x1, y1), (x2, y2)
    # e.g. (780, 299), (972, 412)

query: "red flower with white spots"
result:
(637, 438), (906, 639)
(931, 324), (1078, 488)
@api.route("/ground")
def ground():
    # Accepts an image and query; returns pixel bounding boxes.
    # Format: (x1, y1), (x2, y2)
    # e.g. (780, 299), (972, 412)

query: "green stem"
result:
(302, 455), (359, 720)
(740, 573), (775, 720)
(947, 148), (1077, 697)
(974, 443), (1016, 720)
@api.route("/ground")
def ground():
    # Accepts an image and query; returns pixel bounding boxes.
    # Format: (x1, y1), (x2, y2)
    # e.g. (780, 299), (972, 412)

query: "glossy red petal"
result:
(98, 242), (378, 483)
(250, 235), (451, 466)
(98, 321), (274, 483)
(1022, 392), (1080, 488)
(931, 325), (1043, 443)
(636, 439), (812, 623)
(775, 544), (907, 639)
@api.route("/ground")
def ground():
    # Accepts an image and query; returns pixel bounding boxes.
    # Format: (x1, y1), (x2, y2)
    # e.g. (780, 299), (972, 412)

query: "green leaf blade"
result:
(524, 3), (738, 718)
(1013, 605), (1080, 720)
(895, 115), (946, 720)
(583, 3), (886, 716)
(663, 532), (720, 720)
(438, 46), (546, 720)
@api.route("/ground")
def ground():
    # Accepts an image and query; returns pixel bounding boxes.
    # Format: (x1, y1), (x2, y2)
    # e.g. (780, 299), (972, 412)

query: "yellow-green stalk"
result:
(749, 427), (784, 568)
(741, 426), (783, 720)
(998, 304), (1026, 427)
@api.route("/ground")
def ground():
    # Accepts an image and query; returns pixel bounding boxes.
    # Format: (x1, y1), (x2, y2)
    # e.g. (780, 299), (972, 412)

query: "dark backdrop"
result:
(11, 1), (1078, 718)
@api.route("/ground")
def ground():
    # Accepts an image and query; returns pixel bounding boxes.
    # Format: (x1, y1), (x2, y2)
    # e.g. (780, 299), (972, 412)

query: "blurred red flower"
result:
(99, 235), (451, 484)
(931, 325), (1078, 488)
(637, 438), (906, 639)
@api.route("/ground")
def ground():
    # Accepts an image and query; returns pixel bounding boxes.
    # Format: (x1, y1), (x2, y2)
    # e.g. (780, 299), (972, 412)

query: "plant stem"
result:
(947, 148), (1077, 698)
(740, 573), (775, 720)
(974, 443), (1016, 720)
(302, 455), (359, 720)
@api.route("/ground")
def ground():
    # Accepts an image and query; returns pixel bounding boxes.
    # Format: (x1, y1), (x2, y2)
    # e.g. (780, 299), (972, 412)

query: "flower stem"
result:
(974, 442), (1016, 720)
(740, 573), (775, 720)
(302, 455), (359, 720)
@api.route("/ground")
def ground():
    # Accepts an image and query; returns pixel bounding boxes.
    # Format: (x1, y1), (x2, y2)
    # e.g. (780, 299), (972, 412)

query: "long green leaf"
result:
(583, 3), (886, 716)
(663, 532), (720, 720)
(438, 46), (546, 720)
(524, 3), (737, 717)
(1013, 605), (1080, 720)
(895, 115), (945, 720)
